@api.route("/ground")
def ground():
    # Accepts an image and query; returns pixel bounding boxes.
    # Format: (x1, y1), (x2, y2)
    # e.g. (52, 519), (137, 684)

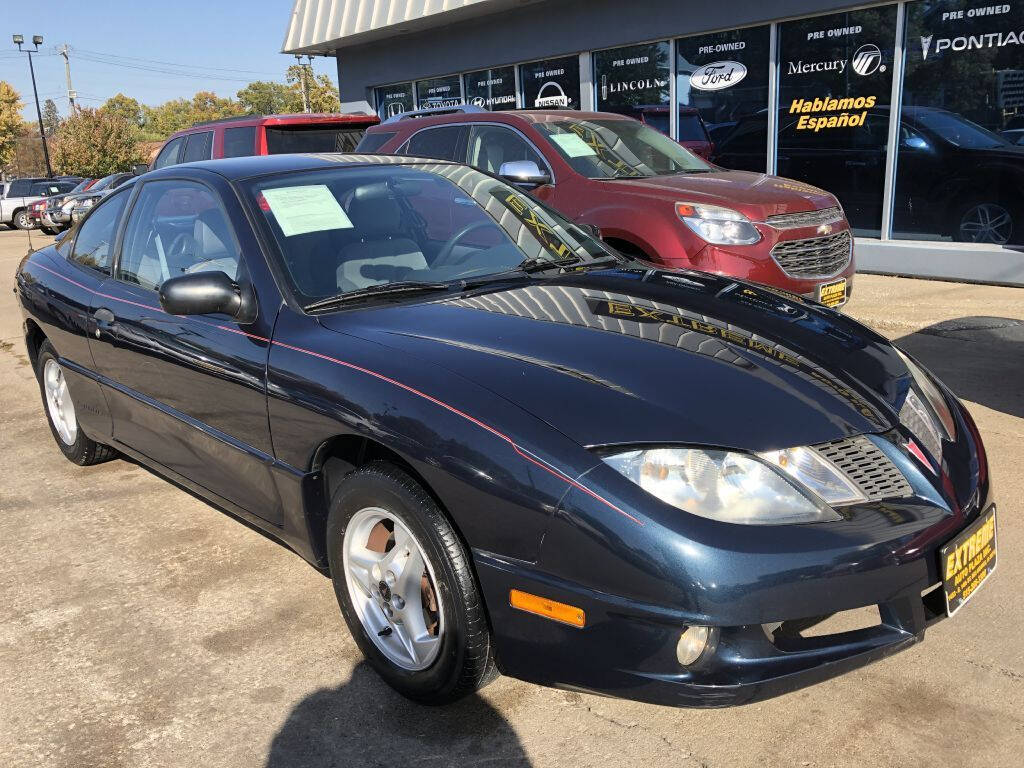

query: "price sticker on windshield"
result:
(261, 184), (353, 237)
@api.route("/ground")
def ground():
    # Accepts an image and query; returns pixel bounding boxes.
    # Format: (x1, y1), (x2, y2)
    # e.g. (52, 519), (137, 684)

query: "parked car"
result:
(64, 172), (136, 225)
(40, 178), (97, 233)
(18, 153), (994, 707)
(1, 177), (80, 230)
(358, 107), (854, 308)
(622, 104), (715, 159)
(714, 105), (1024, 245)
(149, 113), (380, 171)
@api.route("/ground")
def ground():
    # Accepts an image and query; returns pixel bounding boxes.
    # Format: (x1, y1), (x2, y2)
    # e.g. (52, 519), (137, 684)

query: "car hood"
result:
(597, 170), (837, 221)
(319, 270), (906, 452)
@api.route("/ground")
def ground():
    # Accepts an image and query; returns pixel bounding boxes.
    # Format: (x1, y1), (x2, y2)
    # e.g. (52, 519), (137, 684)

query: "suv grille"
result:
(771, 230), (852, 279)
(812, 435), (913, 502)
(766, 206), (843, 230)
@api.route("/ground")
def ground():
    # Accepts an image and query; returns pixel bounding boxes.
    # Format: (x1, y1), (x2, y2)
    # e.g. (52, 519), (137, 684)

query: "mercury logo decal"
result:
(851, 43), (884, 75)
(689, 61), (747, 91)
(921, 35), (934, 60)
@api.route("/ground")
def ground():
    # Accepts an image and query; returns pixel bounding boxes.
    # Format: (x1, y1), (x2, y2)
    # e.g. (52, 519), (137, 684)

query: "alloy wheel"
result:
(343, 506), (443, 671)
(43, 359), (78, 445)
(959, 203), (1013, 244)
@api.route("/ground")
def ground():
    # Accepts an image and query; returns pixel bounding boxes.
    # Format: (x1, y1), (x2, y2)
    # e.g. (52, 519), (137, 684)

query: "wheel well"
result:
(603, 236), (653, 261)
(308, 435), (454, 571)
(24, 320), (46, 370)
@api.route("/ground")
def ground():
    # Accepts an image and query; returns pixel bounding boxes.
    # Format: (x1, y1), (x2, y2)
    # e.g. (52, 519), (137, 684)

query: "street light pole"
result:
(12, 34), (53, 178)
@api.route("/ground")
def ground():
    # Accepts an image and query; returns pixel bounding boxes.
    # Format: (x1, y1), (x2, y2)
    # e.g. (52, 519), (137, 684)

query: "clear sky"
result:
(0, 0), (337, 119)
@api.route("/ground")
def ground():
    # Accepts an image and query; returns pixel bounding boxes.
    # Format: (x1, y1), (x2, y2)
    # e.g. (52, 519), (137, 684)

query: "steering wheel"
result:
(434, 220), (495, 267)
(167, 232), (198, 260)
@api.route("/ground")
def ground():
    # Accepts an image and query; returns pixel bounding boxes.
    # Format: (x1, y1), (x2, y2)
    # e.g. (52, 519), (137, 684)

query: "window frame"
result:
(398, 124), (469, 161)
(402, 121), (556, 183)
(112, 176), (244, 296)
(153, 136), (185, 170)
(181, 130), (215, 164)
(66, 187), (133, 276)
(222, 125), (258, 158)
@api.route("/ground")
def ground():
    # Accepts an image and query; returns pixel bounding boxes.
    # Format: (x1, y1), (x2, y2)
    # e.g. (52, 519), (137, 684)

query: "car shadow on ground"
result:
(264, 663), (531, 768)
(894, 315), (1024, 420)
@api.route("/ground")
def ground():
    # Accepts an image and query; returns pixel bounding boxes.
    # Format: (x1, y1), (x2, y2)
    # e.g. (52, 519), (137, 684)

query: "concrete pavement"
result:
(1, 227), (1021, 767)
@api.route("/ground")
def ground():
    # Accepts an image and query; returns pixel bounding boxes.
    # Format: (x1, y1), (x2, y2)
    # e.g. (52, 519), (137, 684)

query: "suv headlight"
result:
(675, 202), (762, 246)
(895, 349), (955, 460)
(602, 447), (845, 525)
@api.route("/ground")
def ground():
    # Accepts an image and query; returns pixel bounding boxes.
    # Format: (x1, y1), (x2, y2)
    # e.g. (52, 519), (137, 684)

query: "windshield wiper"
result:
(303, 281), (454, 311)
(517, 255), (583, 273)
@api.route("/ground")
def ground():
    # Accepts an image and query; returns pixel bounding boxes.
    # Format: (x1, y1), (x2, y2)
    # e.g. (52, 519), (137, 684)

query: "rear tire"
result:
(952, 198), (1017, 245)
(36, 341), (117, 466)
(13, 210), (34, 231)
(326, 461), (497, 704)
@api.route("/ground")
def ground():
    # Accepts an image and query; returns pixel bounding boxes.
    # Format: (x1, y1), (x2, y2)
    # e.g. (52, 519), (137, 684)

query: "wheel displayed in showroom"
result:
(955, 200), (1015, 244)
(327, 462), (496, 704)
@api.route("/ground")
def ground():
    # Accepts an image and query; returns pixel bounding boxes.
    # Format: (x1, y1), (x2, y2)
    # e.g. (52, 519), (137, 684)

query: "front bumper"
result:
(477, 398), (991, 707)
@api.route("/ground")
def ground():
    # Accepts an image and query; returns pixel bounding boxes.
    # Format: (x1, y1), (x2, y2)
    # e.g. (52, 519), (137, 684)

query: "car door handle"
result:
(93, 307), (115, 338)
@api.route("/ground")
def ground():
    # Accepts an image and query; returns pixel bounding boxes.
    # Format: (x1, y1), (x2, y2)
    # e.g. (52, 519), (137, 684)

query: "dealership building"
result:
(283, 0), (1024, 285)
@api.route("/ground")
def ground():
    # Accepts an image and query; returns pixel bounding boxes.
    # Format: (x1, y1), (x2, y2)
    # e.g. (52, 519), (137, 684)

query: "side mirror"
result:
(160, 271), (247, 318)
(133, 163), (149, 175)
(575, 222), (601, 239)
(902, 136), (929, 151)
(498, 160), (551, 189)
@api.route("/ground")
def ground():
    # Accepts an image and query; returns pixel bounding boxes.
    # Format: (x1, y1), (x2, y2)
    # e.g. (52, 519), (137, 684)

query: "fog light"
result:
(676, 625), (711, 666)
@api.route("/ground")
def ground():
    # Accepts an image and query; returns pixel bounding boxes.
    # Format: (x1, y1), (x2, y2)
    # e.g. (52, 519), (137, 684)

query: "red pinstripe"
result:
(31, 260), (641, 525)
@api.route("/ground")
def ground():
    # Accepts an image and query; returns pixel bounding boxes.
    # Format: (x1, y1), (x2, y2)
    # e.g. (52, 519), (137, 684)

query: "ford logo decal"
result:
(689, 61), (748, 91)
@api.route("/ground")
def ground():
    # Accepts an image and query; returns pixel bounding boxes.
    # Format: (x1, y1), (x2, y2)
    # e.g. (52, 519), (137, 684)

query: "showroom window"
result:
(778, 6), (897, 236)
(593, 42), (671, 127)
(463, 66), (518, 110)
(894, 0), (1024, 245)
(416, 75), (463, 109)
(374, 83), (414, 120)
(676, 25), (771, 171)
(520, 55), (582, 110)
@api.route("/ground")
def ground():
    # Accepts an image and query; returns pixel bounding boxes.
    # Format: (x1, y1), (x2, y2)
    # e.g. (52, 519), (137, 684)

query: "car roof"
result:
(169, 113), (378, 137)
(140, 152), (459, 182)
(370, 109), (632, 132)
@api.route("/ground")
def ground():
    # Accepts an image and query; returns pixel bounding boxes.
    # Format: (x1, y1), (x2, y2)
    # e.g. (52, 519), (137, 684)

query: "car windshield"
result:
(69, 179), (92, 194)
(90, 174), (119, 191)
(244, 162), (617, 308)
(909, 109), (1010, 149)
(534, 118), (711, 179)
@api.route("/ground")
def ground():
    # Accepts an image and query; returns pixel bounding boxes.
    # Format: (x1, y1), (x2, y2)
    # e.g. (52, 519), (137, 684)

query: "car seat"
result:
(337, 184), (427, 289)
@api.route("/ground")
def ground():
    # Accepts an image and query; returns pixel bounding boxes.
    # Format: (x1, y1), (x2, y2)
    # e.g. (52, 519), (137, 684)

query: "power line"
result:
(73, 53), (267, 83)
(69, 47), (280, 76)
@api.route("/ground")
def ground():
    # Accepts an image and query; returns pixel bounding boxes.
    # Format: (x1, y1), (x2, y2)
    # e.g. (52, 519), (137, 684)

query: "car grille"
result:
(766, 206), (843, 230)
(812, 435), (913, 502)
(771, 230), (852, 279)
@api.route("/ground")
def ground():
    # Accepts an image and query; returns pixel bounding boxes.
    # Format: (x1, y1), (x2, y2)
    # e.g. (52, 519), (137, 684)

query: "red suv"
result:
(358, 108), (853, 307)
(151, 113), (379, 170)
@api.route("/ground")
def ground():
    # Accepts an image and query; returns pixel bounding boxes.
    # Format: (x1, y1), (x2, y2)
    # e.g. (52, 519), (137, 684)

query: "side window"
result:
(8, 180), (32, 196)
(69, 191), (129, 274)
(222, 126), (257, 158)
(403, 126), (466, 160)
(153, 137), (184, 169)
(466, 125), (546, 174)
(118, 180), (239, 293)
(355, 130), (396, 153)
(182, 131), (214, 163)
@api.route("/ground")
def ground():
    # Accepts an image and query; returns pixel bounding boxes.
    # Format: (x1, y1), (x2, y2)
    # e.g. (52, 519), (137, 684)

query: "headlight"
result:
(895, 349), (955, 460)
(602, 447), (841, 525)
(675, 202), (762, 246)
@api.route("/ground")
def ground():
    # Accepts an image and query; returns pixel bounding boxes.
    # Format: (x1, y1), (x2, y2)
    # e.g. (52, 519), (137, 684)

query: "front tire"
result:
(326, 462), (496, 704)
(13, 210), (35, 231)
(36, 341), (116, 465)
(953, 198), (1017, 244)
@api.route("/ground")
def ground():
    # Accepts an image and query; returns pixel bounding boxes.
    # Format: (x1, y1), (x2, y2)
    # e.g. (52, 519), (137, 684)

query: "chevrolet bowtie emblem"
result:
(817, 223), (833, 235)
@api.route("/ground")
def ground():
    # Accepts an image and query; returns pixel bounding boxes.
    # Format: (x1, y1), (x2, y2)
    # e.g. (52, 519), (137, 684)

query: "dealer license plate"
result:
(817, 278), (847, 308)
(940, 506), (997, 617)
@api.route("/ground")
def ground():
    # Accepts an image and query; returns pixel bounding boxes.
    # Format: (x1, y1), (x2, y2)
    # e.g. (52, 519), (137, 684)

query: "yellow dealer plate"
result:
(817, 277), (847, 308)
(941, 506), (997, 617)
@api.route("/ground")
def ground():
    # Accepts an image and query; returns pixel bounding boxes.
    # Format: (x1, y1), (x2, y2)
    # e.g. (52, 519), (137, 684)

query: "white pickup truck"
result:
(1, 178), (78, 230)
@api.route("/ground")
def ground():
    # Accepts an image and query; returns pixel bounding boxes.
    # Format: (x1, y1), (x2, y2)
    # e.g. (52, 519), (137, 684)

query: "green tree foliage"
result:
(42, 99), (61, 137)
(287, 65), (341, 113)
(142, 91), (245, 138)
(236, 80), (302, 115)
(51, 107), (144, 177)
(0, 81), (24, 171)
(102, 93), (144, 128)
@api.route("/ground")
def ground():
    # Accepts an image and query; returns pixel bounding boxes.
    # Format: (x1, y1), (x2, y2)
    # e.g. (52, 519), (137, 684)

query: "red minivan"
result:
(358, 108), (854, 307)
(151, 113), (380, 170)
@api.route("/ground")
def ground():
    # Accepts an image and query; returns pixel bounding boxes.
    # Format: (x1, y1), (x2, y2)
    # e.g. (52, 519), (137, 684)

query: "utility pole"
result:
(59, 44), (76, 111)
(12, 34), (53, 178)
(295, 54), (311, 113)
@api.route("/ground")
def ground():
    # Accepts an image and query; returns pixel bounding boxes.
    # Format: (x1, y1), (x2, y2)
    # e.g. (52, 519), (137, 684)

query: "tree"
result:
(42, 99), (61, 137)
(101, 93), (143, 128)
(51, 107), (143, 177)
(0, 81), (24, 172)
(237, 80), (302, 115)
(142, 91), (244, 139)
(286, 65), (341, 113)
